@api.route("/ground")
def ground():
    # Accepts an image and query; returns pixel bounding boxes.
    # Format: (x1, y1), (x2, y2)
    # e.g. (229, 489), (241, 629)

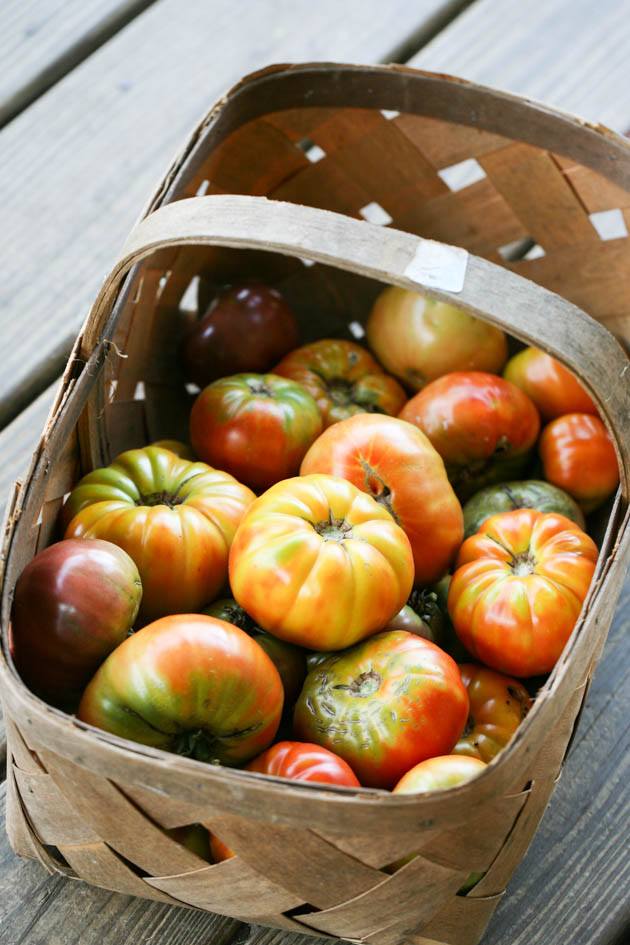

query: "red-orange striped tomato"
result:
(229, 474), (414, 650)
(300, 414), (463, 584)
(453, 664), (532, 762)
(63, 447), (254, 621)
(448, 509), (598, 677)
(539, 413), (619, 512)
(503, 347), (597, 420)
(78, 615), (283, 765)
(247, 741), (360, 786)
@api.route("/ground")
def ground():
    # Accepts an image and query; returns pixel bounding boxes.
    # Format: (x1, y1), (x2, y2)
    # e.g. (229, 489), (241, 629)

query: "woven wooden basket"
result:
(1, 64), (629, 945)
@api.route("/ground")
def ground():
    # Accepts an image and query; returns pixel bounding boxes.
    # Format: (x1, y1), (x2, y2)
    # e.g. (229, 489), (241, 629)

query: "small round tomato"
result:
(294, 631), (469, 789)
(448, 509), (598, 676)
(393, 754), (486, 794)
(190, 373), (322, 492)
(300, 414), (463, 584)
(367, 287), (508, 390)
(247, 741), (360, 786)
(63, 447), (254, 621)
(539, 413), (619, 512)
(204, 598), (306, 705)
(504, 347), (597, 420)
(11, 538), (141, 707)
(462, 479), (585, 539)
(78, 614), (283, 765)
(399, 372), (540, 499)
(453, 664), (532, 762)
(230, 474), (414, 650)
(274, 339), (407, 427)
(387, 587), (446, 645)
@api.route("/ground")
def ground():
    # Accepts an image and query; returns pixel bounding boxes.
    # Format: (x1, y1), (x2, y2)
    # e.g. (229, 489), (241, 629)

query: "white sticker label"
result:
(404, 240), (468, 293)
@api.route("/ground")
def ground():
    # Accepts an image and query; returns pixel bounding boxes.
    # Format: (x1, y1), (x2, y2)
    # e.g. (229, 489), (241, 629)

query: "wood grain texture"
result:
(0, 383), (58, 521)
(0, 0), (455, 429)
(0, 1), (155, 126)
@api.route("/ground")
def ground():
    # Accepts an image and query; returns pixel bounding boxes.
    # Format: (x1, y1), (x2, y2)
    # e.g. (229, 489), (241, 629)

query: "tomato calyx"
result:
(137, 490), (184, 509)
(332, 669), (381, 697)
(246, 378), (275, 397)
(313, 511), (353, 542)
(174, 729), (222, 763)
(509, 551), (537, 576)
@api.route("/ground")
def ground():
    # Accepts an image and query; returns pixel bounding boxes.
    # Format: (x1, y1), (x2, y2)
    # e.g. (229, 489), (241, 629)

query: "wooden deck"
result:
(0, 2), (628, 943)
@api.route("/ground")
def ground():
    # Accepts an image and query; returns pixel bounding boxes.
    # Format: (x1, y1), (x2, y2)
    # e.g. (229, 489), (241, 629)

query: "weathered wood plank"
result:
(0, 0), (455, 429)
(0, 1), (155, 127)
(0, 384), (58, 522)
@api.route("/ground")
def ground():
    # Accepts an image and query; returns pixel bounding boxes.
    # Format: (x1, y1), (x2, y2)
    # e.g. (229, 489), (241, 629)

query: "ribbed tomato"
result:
(78, 614), (283, 765)
(448, 509), (598, 676)
(453, 664), (532, 762)
(539, 413), (619, 512)
(504, 347), (597, 420)
(294, 631), (469, 789)
(247, 741), (360, 786)
(300, 414), (463, 584)
(274, 339), (407, 427)
(229, 474), (414, 650)
(399, 372), (540, 499)
(367, 287), (508, 390)
(63, 446), (254, 621)
(190, 373), (322, 492)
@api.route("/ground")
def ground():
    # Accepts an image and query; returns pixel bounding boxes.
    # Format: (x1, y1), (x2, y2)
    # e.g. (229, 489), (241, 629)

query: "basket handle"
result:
(89, 194), (629, 493)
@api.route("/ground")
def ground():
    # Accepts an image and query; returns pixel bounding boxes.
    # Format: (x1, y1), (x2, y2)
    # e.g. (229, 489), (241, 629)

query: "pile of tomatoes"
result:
(11, 280), (618, 869)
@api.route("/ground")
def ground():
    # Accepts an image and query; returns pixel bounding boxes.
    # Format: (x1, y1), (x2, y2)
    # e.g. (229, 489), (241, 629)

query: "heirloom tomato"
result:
(190, 373), (322, 492)
(247, 741), (360, 786)
(454, 664), (532, 762)
(504, 347), (597, 420)
(294, 631), (469, 789)
(229, 474), (414, 650)
(462, 479), (585, 538)
(204, 598), (306, 704)
(300, 414), (463, 584)
(539, 413), (619, 512)
(274, 339), (406, 427)
(183, 282), (299, 387)
(78, 614), (283, 765)
(367, 287), (508, 391)
(63, 446), (254, 621)
(11, 538), (141, 707)
(386, 586), (446, 645)
(399, 372), (540, 499)
(448, 509), (598, 677)
(393, 754), (486, 794)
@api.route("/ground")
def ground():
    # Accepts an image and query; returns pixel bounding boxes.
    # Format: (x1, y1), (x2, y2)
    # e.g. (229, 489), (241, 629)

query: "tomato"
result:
(399, 372), (540, 499)
(504, 346), (597, 420)
(11, 539), (141, 707)
(190, 373), (322, 492)
(204, 598), (306, 704)
(300, 414), (463, 584)
(63, 446), (254, 621)
(247, 741), (360, 786)
(387, 587), (446, 645)
(367, 287), (508, 391)
(229, 474), (414, 650)
(210, 833), (235, 863)
(78, 614), (283, 764)
(539, 413), (619, 512)
(453, 664), (532, 762)
(183, 282), (299, 388)
(167, 824), (211, 861)
(393, 754), (486, 794)
(462, 479), (585, 538)
(448, 509), (598, 676)
(150, 439), (195, 460)
(274, 339), (407, 427)
(293, 631), (469, 789)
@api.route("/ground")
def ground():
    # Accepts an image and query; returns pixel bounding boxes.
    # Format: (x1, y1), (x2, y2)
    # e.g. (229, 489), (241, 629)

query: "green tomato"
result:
(463, 479), (585, 539)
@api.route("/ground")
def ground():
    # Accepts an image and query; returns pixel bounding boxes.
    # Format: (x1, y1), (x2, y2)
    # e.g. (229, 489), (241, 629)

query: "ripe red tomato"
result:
(78, 614), (283, 765)
(246, 741), (360, 786)
(393, 754), (486, 794)
(504, 346), (597, 420)
(274, 339), (407, 427)
(300, 414), (463, 584)
(63, 446), (254, 621)
(539, 413), (619, 512)
(294, 631), (469, 789)
(453, 664), (532, 762)
(448, 509), (598, 676)
(183, 282), (299, 387)
(229, 474), (414, 650)
(11, 538), (141, 707)
(190, 373), (322, 492)
(367, 287), (508, 390)
(399, 371), (540, 498)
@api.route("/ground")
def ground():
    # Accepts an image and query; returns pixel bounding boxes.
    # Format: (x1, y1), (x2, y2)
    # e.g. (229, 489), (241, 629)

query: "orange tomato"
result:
(247, 741), (360, 786)
(300, 414), (463, 584)
(504, 347), (597, 420)
(454, 664), (532, 762)
(448, 509), (598, 677)
(539, 413), (619, 512)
